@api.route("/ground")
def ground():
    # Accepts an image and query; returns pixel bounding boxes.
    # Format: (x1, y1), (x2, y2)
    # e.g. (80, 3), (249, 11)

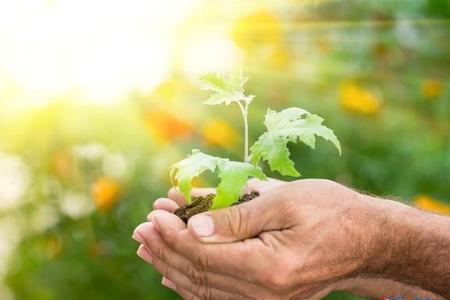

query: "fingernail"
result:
(189, 215), (214, 237)
(162, 277), (176, 290)
(150, 199), (166, 211)
(137, 245), (153, 263)
(147, 210), (163, 221)
(148, 210), (167, 227)
(132, 230), (145, 244)
(132, 222), (154, 243)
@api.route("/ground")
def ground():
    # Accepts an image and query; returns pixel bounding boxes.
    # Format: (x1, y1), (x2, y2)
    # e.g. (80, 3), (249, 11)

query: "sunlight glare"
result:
(0, 0), (199, 106)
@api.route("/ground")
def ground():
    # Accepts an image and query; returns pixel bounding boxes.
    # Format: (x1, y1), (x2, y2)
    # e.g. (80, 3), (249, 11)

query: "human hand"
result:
(133, 179), (377, 299)
(133, 178), (450, 299)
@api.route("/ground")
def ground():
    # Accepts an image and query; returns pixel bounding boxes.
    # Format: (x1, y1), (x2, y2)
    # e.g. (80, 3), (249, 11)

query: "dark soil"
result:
(174, 191), (260, 223)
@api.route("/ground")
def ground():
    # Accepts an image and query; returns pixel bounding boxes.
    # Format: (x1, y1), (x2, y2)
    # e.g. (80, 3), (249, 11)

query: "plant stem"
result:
(236, 100), (249, 163)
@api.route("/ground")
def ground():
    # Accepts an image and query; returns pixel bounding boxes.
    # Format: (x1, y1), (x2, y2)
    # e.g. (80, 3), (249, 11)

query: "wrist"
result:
(358, 197), (408, 275)
(360, 195), (450, 297)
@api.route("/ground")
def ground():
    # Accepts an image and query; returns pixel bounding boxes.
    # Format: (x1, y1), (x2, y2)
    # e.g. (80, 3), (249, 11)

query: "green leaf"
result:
(213, 161), (266, 209)
(169, 150), (266, 207)
(250, 107), (341, 176)
(169, 150), (221, 204)
(198, 71), (253, 105)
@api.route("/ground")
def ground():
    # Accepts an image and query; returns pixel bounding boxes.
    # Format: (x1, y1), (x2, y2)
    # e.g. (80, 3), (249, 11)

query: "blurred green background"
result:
(0, 0), (449, 299)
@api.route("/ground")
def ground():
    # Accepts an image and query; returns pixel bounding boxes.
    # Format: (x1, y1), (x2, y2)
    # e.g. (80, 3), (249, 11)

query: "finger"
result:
(243, 178), (286, 194)
(134, 218), (186, 244)
(152, 198), (179, 213)
(153, 253), (250, 300)
(161, 278), (201, 300)
(141, 220), (263, 299)
(146, 209), (187, 226)
(167, 188), (186, 206)
(177, 284), (248, 300)
(187, 184), (297, 243)
(168, 187), (216, 206)
(161, 277), (177, 290)
(172, 286), (200, 300)
(147, 211), (265, 277)
(136, 244), (153, 264)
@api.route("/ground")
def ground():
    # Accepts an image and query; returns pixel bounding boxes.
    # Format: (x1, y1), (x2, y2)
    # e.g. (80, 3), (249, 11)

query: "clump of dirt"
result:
(231, 191), (259, 206)
(174, 191), (260, 223)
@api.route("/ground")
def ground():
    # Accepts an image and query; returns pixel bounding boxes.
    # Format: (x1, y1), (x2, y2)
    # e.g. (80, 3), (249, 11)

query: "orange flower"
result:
(421, 79), (444, 99)
(202, 119), (239, 148)
(51, 149), (73, 179)
(91, 177), (120, 211)
(145, 108), (193, 144)
(232, 10), (281, 51)
(340, 81), (381, 115)
(414, 194), (450, 215)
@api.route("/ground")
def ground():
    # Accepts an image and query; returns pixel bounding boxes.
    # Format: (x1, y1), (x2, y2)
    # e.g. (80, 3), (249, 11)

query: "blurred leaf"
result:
(199, 71), (254, 105)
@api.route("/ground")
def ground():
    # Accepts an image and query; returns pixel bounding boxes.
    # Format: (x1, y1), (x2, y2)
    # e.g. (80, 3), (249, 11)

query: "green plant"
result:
(170, 70), (341, 209)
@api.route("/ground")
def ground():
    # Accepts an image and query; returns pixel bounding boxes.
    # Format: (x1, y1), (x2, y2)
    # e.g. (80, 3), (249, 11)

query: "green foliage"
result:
(250, 108), (341, 176)
(170, 149), (221, 204)
(213, 161), (266, 209)
(199, 71), (254, 105)
(172, 75), (341, 207)
(170, 149), (265, 207)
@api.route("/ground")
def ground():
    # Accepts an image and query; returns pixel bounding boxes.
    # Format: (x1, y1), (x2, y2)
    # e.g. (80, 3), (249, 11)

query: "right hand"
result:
(139, 178), (442, 299)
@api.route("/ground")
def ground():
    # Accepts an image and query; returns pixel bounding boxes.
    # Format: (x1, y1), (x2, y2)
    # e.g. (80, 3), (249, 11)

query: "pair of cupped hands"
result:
(132, 179), (440, 300)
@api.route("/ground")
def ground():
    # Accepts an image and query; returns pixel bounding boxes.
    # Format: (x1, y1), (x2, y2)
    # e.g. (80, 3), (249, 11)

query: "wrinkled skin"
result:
(132, 179), (447, 300)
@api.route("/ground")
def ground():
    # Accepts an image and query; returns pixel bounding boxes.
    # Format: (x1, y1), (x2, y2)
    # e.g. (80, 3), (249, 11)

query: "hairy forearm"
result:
(341, 277), (444, 299)
(364, 197), (450, 297)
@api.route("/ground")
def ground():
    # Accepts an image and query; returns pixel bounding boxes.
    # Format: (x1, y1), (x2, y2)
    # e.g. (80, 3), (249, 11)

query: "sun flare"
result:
(0, 0), (199, 105)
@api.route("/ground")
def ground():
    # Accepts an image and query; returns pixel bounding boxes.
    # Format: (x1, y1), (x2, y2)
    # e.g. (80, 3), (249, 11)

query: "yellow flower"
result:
(145, 108), (193, 145)
(421, 79), (444, 99)
(414, 194), (450, 215)
(202, 119), (239, 148)
(340, 81), (382, 115)
(232, 10), (281, 51)
(91, 177), (120, 211)
(269, 46), (291, 69)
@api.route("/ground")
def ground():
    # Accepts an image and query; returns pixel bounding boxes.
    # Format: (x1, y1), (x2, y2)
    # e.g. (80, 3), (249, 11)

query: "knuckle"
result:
(155, 260), (170, 279)
(152, 243), (166, 261)
(193, 251), (211, 271)
(187, 266), (208, 287)
(162, 228), (178, 246)
(263, 272), (291, 292)
(157, 226), (180, 251)
(259, 260), (294, 292)
(225, 206), (247, 238)
(180, 288), (198, 300)
(190, 284), (212, 300)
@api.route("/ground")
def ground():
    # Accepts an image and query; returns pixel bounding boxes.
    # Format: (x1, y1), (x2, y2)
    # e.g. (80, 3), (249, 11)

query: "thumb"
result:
(187, 191), (291, 243)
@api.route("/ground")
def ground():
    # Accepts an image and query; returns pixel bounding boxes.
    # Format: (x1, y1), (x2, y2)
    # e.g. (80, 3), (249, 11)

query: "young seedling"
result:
(170, 70), (341, 220)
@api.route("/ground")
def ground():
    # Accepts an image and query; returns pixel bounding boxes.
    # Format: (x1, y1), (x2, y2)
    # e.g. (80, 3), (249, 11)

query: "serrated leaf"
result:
(169, 150), (222, 203)
(212, 161), (266, 209)
(170, 150), (266, 207)
(198, 71), (253, 105)
(250, 107), (341, 176)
